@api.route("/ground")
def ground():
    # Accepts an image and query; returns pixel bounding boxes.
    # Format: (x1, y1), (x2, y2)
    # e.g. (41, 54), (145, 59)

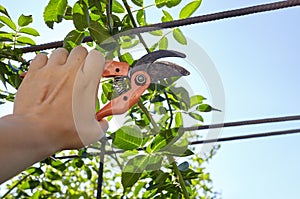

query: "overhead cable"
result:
(19, 0), (300, 53)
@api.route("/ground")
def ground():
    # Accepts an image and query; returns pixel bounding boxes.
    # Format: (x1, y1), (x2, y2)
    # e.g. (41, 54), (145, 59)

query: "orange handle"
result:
(96, 71), (150, 121)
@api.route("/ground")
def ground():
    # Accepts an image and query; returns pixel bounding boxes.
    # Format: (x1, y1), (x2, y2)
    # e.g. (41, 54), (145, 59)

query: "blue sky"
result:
(1, 0), (300, 198)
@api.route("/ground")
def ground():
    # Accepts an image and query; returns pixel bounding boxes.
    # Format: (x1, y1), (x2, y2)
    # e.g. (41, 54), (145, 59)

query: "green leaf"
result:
(51, 159), (67, 171)
(134, 182), (147, 196)
(88, 20), (110, 44)
(64, 5), (73, 20)
(63, 29), (84, 51)
(18, 14), (33, 27)
(31, 191), (41, 199)
(170, 86), (190, 110)
(32, 191), (40, 199)
(136, 9), (145, 26)
(112, 125), (143, 150)
(155, 0), (167, 8)
(149, 42), (158, 52)
(26, 167), (43, 176)
(102, 80), (113, 100)
(149, 30), (163, 36)
(123, 155), (150, 173)
(122, 154), (151, 189)
(173, 28), (187, 45)
(0, 32), (13, 41)
(0, 16), (16, 31)
(0, 4), (10, 17)
(19, 27), (40, 36)
(180, 148), (194, 157)
(132, 0), (143, 7)
(175, 112), (183, 127)
(45, 171), (62, 180)
(150, 95), (165, 103)
(166, 0), (181, 8)
(150, 135), (167, 152)
(179, 0), (202, 19)
(197, 104), (221, 112)
(112, 0), (125, 13)
(43, 0), (67, 29)
(73, 158), (84, 168)
(42, 181), (60, 193)
(188, 112), (203, 122)
(73, 1), (89, 31)
(20, 179), (40, 190)
(161, 10), (173, 22)
(122, 172), (142, 190)
(190, 95), (205, 108)
(85, 166), (92, 179)
(158, 36), (168, 50)
(121, 39), (139, 49)
(120, 52), (134, 65)
(16, 36), (35, 45)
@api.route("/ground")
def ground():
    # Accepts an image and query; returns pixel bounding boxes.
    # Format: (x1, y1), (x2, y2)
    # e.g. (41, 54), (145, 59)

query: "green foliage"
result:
(1, 1), (222, 198)
(0, 4), (40, 104)
(179, 0), (202, 19)
(43, 0), (68, 29)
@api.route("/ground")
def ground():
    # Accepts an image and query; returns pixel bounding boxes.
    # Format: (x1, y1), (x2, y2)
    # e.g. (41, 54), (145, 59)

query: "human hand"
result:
(13, 46), (108, 151)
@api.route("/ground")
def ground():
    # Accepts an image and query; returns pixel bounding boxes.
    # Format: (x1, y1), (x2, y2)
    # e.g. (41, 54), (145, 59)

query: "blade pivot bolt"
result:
(135, 74), (147, 86)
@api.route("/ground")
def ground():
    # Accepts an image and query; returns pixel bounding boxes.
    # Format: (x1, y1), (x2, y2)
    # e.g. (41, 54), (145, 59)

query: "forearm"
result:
(0, 115), (57, 184)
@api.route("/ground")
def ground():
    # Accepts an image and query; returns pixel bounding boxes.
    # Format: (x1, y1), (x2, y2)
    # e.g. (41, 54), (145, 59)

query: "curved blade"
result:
(148, 61), (190, 82)
(134, 50), (186, 66)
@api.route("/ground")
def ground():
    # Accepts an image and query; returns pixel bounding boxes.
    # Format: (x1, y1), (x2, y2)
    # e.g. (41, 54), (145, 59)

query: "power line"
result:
(104, 115), (300, 140)
(54, 115), (300, 159)
(190, 128), (300, 145)
(183, 115), (300, 131)
(19, 0), (300, 53)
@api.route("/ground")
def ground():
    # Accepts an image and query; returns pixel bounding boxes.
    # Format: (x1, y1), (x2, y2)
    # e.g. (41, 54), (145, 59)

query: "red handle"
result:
(96, 71), (150, 121)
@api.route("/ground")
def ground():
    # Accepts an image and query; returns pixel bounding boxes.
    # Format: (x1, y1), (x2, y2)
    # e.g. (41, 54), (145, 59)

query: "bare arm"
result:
(0, 46), (108, 184)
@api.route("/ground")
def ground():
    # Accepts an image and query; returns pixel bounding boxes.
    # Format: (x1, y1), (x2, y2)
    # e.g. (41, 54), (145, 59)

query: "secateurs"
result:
(21, 50), (190, 121)
(96, 50), (190, 121)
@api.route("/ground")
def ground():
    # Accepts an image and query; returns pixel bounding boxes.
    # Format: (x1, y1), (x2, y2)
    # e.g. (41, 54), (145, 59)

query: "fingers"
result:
(48, 48), (69, 65)
(66, 46), (88, 68)
(29, 53), (48, 70)
(82, 49), (105, 82)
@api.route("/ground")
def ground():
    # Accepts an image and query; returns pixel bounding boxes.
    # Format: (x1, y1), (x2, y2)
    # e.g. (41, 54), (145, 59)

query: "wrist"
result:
(1, 114), (59, 156)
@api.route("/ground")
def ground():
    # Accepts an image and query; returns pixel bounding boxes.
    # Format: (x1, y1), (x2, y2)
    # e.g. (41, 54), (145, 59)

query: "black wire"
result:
(19, 0), (300, 53)
(104, 115), (300, 140)
(54, 126), (300, 159)
(183, 115), (300, 132)
(96, 137), (107, 199)
(53, 115), (300, 158)
(190, 128), (300, 145)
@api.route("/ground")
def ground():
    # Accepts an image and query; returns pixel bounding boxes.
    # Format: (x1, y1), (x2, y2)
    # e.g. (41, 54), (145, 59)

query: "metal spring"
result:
(113, 76), (130, 96)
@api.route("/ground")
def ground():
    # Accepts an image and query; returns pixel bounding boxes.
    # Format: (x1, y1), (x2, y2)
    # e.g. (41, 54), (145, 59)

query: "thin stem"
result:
(2, 171), (36, 198)
(168, 156), (190, 199)
(131, 4), (155, 13)
(122, 0), (150, 53)
(164, 91), (173, 129)
(106, 0), (114, 34)
(96, 137), (107, 199)
(137, 100), (160, 133)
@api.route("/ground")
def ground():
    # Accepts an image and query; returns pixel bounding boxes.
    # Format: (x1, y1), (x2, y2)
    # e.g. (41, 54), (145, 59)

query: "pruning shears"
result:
(96, 50), (190, 121)
(21, 50), (190, 121)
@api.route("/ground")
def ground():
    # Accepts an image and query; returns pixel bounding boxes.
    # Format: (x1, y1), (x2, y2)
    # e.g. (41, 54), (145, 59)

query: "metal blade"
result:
(148, 61), (190, 82)
(134, 50), (186, 66)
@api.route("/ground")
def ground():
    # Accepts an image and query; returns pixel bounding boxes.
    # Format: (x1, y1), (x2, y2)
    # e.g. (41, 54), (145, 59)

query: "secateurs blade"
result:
(96, 50), (190, 121)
